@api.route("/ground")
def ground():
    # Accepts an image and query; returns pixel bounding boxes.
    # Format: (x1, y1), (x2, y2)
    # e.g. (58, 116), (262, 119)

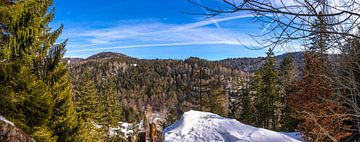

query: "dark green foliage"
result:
(73, 71), (104, 141)
(0, 0), (81, 141)
(74, 71), (101, 122)
(97, 77), (123, 140)
(278, 55), (298, 131)
(237, 78), (255, 125)
(253, 48), (280, 130)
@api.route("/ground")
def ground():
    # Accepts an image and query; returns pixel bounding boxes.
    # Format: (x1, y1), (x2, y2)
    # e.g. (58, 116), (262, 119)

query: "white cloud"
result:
(67, 41), (244, 53)
(62, 14), (260, 53)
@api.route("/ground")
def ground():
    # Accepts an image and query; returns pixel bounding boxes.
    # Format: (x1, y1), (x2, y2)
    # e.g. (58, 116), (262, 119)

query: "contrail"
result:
(77, 14), (255, 40)
(177, 14), (253, 31)
(196, 0), (223, 30)
(69, 14), (255, 50)
(261, 20), (274, 35)
(67, 41), (243, 53)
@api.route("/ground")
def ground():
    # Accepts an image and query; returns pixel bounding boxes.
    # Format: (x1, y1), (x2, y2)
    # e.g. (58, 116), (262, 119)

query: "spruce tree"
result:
(278, 55), (298, 131)
(237, 78), (255, 125)
(228, 77), (255, 124)
(0, 0), (80, 141)
(73, 71), (103, 141)
(74, 71), (101, 122)
(253, 48), (280, 130)
(99, 77), (122, 139)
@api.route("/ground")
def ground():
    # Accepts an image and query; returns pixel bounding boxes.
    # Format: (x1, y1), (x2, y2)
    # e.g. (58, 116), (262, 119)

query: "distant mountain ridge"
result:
(218, 52), (305, 73)
(64, 51), (305, 73)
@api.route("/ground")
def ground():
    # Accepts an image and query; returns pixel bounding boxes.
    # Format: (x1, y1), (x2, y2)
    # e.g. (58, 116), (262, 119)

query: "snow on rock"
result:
(0, 115), (35, 142)
(0, 115), (15, 126)
(163, 110), (302, 142)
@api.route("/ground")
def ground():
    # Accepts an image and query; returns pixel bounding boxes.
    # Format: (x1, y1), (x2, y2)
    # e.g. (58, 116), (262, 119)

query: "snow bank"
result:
(0, 115), (15, 126)
(163, 110), (301, 142)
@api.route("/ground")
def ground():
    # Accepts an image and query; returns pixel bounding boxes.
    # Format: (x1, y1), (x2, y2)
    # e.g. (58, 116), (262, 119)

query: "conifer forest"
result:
(1, 0), (360, 142)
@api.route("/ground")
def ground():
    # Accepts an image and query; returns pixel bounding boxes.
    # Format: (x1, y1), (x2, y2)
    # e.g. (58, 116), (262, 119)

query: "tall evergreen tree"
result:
(278, 55), (298, 131)
(228, 77), (255, 124)
(238, 78), (255, 125)
(253, 48), (280, 130)
(0, 0), (80, 141)
(99, 77), (122, 140)
(73, 71), (103, 141)
(74, 71), (101, 122)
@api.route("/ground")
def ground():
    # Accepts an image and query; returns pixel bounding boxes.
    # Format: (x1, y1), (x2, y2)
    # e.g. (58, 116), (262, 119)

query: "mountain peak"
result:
(87, 52), (129, 60)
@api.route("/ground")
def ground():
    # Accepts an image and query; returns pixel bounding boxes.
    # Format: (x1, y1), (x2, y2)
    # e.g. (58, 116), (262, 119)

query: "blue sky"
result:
(52, 0), (295, 60)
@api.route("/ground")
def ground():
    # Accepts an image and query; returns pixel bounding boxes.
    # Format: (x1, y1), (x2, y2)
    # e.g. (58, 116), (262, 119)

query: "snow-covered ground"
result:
(163, 110), (302, 142)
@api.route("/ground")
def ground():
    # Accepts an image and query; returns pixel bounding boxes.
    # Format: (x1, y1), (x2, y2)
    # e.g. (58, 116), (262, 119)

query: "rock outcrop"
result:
(0, 115), (35, 142)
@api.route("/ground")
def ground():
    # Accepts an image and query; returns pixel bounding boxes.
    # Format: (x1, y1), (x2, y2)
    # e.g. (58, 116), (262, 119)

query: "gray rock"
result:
(0, 116), (35, 142)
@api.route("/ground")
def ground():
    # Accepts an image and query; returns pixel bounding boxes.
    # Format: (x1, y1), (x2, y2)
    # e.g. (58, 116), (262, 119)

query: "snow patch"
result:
(163, 110), (302, 142)
(0, 115), (15, 126)
(109, 122), (134, 138)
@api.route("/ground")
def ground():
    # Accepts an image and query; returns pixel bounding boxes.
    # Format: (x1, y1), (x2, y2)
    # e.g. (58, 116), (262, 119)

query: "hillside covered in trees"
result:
(2, 0), (360, 141)
(67, 52), (245, 121)
(64, 50), (305, 140)
(66, 51), (305, 121)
